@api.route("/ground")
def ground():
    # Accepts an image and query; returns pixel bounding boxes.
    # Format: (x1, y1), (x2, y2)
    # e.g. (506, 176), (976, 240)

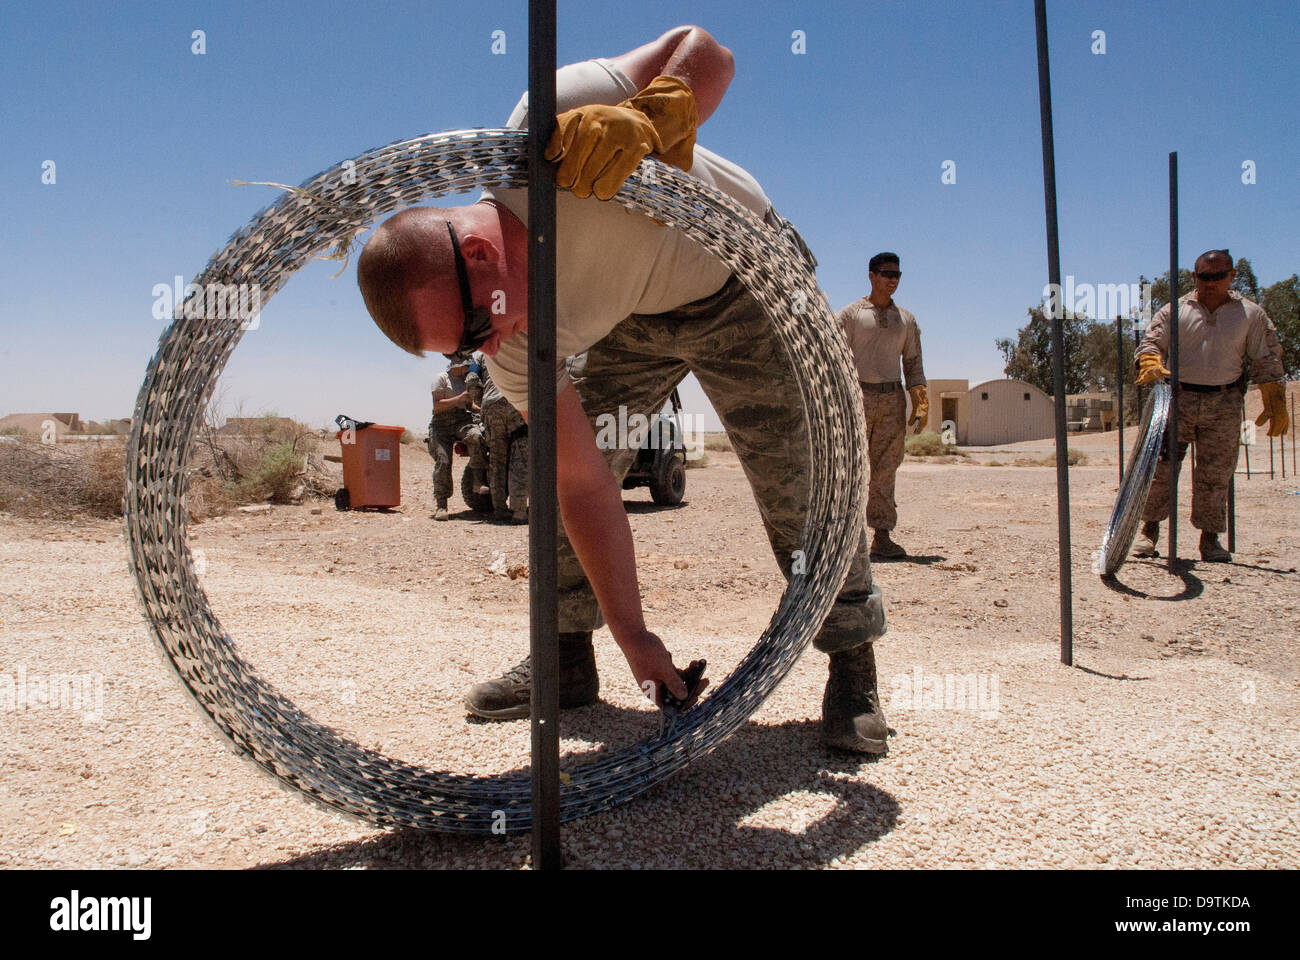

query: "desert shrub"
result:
(0, 438), (125, 518)
(400, 429), (416, 444)
(252, 442), (305, 502)
(1033, 449), (1088, 466)
(703, 433), (733, 452)
(905, 431), (960, 456)
(986, 459), (1004, 467)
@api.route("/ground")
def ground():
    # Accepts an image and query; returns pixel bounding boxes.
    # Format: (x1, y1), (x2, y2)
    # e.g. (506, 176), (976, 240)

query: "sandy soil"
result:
(1, 443), (1297, 869)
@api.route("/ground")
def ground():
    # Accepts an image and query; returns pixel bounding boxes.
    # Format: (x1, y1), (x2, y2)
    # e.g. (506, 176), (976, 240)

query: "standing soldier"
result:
(479, 368), (530, 523)
(838, 252), (928, 559)
(1133, 249), (1288, 562)
(428, 354), (487, 521)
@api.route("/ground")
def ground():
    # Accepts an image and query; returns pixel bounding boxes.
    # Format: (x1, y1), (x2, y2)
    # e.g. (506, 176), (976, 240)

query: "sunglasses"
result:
(442, 220), (495, 360)
(1195, 269), (1231, 282)
(874, 269), (902, 279)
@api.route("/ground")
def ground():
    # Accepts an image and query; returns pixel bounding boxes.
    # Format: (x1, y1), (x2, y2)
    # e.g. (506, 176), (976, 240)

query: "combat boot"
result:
(1199, 531), (1231, 563)
(1132, 521), (1159, 557)
(821, 642), (889, 755)
(870, 529), (906, 559)
(434, 498), (449, 521)
(464, 631), (600, 720)
(473, 467), (490, 496)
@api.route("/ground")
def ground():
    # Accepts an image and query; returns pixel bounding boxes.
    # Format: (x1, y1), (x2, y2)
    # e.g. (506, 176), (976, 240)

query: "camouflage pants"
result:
(1142, 387), (1242, 533)
(559, 273), (883, 649)
(860, 388), (907, 532)
(428, 412), (485, 503)
(482, 395), (528, 514)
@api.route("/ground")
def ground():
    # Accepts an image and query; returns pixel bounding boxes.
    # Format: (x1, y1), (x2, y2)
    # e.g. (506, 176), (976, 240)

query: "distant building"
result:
(1065, 392), (1117, 433)
(966, 379), (1055, 446)
(904, 378), (1056, 446)
(0, 412), (82, 439)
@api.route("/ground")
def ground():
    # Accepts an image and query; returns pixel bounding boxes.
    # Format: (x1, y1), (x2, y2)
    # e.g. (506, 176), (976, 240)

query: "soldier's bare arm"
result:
(608, 25), (735, 123)
(523, 384), (691, 703)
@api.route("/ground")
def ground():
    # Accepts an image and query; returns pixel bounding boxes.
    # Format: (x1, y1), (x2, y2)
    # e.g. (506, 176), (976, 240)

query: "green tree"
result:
(1145, 268), (1196, 314)
(994, 306), (1091, 396)
(1260, 274), (1300, 378)
(1232, 257), (1260, 300)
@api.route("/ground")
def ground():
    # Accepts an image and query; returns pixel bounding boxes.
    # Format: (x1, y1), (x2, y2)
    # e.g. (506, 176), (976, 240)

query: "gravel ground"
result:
(1, 444), (1297, 869)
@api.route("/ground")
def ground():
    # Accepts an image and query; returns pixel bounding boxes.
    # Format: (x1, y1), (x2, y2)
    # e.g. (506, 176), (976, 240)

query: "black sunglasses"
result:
(873, 269), (902, 279)
(1195, 269), (1231, 282)
(443, 220), (495, 360)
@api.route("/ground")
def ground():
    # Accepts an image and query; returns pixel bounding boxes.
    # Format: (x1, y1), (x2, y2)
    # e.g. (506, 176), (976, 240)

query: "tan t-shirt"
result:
(837, 298), (927, 388)
(1137, 292), (1284, 385)
(482, 58), (771, 411)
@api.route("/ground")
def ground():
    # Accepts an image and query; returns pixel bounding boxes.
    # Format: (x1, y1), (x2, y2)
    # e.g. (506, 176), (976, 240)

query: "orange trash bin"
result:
(335, 423), (404, 509)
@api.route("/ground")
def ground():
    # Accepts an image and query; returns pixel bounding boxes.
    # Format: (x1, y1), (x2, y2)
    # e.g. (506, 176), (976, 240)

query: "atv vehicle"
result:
(459, 389), (689, 512)
(622, 388), (688, 506)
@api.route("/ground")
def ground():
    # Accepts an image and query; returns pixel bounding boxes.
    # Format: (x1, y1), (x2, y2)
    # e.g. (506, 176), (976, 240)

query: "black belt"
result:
(1179, 381), (1241, 394)
(860, 380), (903, 393)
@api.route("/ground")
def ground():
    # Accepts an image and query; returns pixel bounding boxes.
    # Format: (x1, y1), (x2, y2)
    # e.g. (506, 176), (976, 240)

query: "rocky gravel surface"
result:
(2, 445), (1297, 869)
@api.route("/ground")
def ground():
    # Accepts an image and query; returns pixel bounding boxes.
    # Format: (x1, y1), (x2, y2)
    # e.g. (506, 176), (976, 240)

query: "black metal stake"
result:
(1166, 152), (1180, 570)
(1134, 326), (1143, 418)
(527, 0), (561, 871)
(1034, 0), (1072, 666)
(1243, 408), (1251, 478)
(1228, 475), (1236, 552)
(1269, 433), (1275, 479)
(1117, 315), (1124, 483)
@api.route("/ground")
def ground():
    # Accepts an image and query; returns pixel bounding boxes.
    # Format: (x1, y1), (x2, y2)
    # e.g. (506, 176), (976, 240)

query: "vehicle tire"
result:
(334, 487), (350, 511)
(462, 462), (493, 514)
(649, 451), (686, 505)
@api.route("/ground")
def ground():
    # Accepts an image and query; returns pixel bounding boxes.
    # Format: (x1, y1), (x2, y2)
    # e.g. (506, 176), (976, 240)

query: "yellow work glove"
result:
(1135, 352), (1171, 386)
(1255, 381), (1290, 437)
(907, 385), (929, 434)
(545, 75), (698, 201)
(620, 75), (698, 171)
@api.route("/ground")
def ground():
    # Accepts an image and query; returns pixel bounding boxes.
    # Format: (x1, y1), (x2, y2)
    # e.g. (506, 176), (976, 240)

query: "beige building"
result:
(1066, 392), (1117, 432)
(0, 412), (82, 439)
(966, 379), (1055, 446)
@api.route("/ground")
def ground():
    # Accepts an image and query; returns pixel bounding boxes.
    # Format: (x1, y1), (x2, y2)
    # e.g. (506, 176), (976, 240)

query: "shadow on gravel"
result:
(622, 499), (690, 515)
(1100, 560), (1203, 601)
(878, 554), (947, 566)
(1073, 664), (1152, 682)
(256, 719), (899, 870)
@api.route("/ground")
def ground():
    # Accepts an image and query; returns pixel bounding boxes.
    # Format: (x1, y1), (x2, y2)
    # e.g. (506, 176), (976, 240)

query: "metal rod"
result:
(1034, 0), (1072, 666)
(1134, 326), (1143, 417)
(1243, 407), (1251, 477)
(1270, 432), (1275, 478)
(526, 0), (561, 871)
(1117, 315), (1124, 483)
(1166, 152), (1180, 570)
(1228, 474), (1236, 552)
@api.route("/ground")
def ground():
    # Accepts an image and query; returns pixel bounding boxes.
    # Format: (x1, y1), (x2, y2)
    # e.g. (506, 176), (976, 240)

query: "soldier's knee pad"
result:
(813, 582), (887, 653)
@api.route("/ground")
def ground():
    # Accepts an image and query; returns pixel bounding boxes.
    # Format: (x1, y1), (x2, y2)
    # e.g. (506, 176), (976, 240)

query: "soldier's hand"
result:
(907, 385), (929, 434)
(1256, 381), (1290, 438)
(620, 630), (707, 709)
(1136, 353), (1171, 386)
(546, 103), (661, 201)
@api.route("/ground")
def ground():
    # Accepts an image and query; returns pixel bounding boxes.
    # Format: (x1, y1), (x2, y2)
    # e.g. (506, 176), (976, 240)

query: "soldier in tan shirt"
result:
(838, 252), (928, 559)
(1133, 249), (1289, 562)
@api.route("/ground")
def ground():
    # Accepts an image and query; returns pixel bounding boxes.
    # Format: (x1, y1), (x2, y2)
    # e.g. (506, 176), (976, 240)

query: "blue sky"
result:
(3, 0), (1297, 432)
